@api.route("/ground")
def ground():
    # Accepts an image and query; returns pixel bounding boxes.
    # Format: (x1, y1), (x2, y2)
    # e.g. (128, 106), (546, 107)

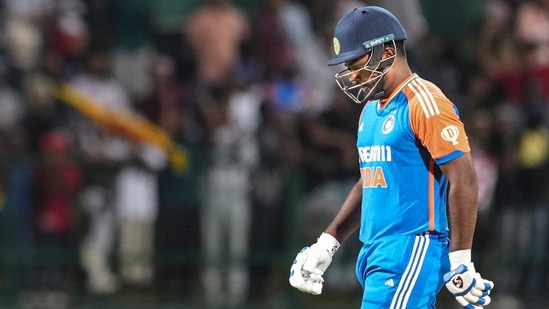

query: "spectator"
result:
(136, 55), (207, 301)
(0, 58), (25, 141)
(108, 0), (157, 101)
(252, 0), (333, 111)
(249, 0), (297, 80)
(70, 46), (132, 295)
(22, 49), (72, 156)
(30, 130), (81, 304)
(183, 0), (250, 88)
(115, 143), (166, 287)
(199, 82), (260, 306)
(2, 0), (51, 72)
(247, 101), (292, 302)
(515, 0), (549, 100)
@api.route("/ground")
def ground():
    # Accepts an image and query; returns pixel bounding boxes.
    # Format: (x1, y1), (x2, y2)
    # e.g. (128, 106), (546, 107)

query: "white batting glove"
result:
(289, 233), (340, 295)
(444, 250), (494, 309)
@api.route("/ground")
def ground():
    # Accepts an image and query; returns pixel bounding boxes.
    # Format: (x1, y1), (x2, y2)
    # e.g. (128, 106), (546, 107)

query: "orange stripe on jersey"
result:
(428, 159), (435, 231)
(403, 77), (471, 160)
(409, 79), (440, 118)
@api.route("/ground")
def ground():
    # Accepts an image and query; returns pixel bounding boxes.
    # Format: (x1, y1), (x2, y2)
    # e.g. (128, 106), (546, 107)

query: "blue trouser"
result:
(356, 232), (451, 309)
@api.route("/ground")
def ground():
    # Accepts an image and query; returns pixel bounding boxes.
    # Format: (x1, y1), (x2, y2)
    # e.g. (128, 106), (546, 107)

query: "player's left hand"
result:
(444, 262), (494, 309)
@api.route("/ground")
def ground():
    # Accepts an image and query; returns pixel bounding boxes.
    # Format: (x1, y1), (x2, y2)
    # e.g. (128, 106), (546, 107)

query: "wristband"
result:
(318, 233), (340, 256)
(449, 249), (471, 269)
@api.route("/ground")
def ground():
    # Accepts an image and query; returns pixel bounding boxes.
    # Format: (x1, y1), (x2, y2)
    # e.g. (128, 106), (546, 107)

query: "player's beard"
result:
(361, 72), (386, 101)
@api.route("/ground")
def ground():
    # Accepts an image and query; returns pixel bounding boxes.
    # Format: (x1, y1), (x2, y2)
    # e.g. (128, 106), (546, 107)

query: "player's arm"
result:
(324, 179), (362, 243)
(407, 87), (478, 251)
(438, 153), (478, 251)
(440, 153), (494, 308)
(407, 82), (494, 307)
(289, 179), (362, 295)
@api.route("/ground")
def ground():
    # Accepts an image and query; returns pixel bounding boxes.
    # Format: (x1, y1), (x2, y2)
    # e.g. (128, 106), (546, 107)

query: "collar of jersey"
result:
(378, 73), (419, 110)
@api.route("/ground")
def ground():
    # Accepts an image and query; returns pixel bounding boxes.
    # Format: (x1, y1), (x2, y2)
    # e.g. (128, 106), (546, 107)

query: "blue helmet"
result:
(328, 6), (407, 66)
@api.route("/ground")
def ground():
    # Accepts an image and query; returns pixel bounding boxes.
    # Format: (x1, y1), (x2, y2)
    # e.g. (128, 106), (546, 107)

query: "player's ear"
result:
(382, 45), (396, 58)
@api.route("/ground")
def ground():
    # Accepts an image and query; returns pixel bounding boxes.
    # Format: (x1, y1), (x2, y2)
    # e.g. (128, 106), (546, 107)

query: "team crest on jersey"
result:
(333, 37), (341, 55)
(382, 115), (395, 134)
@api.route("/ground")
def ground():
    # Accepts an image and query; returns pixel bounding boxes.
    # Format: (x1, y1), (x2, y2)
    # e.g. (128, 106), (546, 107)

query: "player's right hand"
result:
(444, 263), (494, 309)
(289, 233), (340, 295)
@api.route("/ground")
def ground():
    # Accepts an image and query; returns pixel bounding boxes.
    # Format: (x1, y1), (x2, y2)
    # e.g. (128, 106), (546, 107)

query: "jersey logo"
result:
(409, 79), (440, 118)
(441, 125), (460, 145)
(358, 145), (392, 163)
(382, 115), (394, 134)
(360, 167), (387, 188)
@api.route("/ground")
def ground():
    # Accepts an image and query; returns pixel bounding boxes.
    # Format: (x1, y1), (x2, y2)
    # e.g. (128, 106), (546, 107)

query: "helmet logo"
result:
(363, 34), (395, 50)
(333, 37), (341, 55)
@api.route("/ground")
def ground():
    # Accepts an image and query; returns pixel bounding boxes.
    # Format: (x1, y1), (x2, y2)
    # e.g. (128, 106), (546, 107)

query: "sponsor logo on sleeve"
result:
(441, 125), (459, 145)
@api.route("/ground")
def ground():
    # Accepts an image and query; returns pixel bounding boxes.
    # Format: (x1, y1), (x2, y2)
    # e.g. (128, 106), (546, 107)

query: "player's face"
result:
(334, 52), (384, 103)
(345, 55), (382, 94)
(334, 43), (396, 103)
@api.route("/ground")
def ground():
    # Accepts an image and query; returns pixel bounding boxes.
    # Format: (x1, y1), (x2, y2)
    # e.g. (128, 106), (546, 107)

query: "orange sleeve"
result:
(404, 78), (470, 160)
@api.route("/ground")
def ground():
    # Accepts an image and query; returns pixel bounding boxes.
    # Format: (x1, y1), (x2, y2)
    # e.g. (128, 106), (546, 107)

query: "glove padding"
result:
(444, 263), (494, 309)
(289, 233), (340, 295)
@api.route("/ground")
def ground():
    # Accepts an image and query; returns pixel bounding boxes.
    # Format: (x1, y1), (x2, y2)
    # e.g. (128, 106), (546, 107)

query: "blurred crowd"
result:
(0, 0), (548, 308)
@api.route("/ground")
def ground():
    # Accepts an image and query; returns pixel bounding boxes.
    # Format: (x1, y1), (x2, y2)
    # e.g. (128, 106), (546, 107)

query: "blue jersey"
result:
(357, 73), (470, 245)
